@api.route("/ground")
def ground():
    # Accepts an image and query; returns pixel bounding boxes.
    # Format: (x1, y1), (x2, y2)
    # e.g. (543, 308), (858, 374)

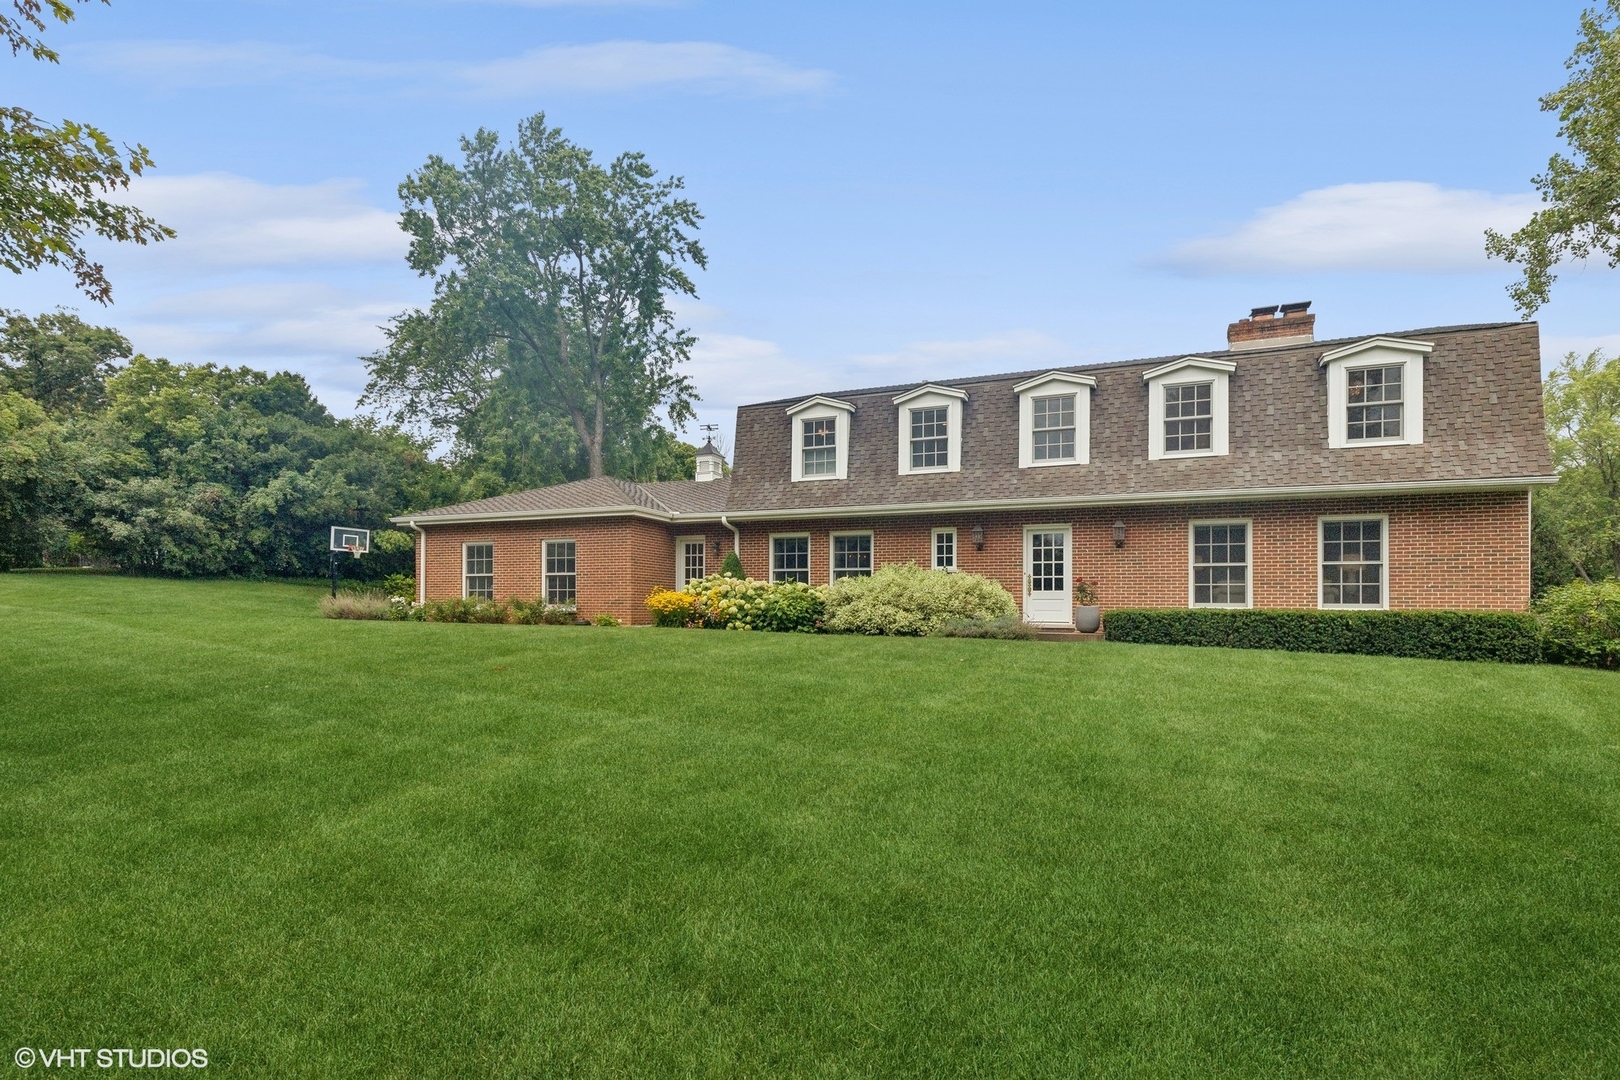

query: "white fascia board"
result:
(1142, 356), (1237, 382)
(719, 475), (1558, 522)
(1318, 336), (1434, 367)
(786, 395), (856, 416)
(893, 383), (968, 406)
(390, 506), (728, 527)
(1011, 371), (1097, 394)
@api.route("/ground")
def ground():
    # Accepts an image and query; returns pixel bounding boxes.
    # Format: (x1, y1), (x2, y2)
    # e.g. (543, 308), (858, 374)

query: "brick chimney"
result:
(1227, 301), (1314, 351)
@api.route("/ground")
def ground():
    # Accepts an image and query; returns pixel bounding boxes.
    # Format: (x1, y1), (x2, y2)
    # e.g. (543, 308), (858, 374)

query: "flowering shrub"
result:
(823, 563), (1018, 636)
(645, 588), (699, 627)
(650, 574), (824, 632)
(510, 600), (579, 625)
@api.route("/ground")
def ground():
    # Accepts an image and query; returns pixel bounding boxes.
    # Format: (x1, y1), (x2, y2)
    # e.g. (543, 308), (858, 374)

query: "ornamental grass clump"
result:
(318, 591), (393, 620)
(1534, 580), (1620, 668)
(823, 563), (1018, 636)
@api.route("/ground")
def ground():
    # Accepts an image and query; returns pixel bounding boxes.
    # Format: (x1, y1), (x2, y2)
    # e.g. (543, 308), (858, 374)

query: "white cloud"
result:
(75, 38), (830, 97)
(128, 174), (405, 269)
(459, 41), (831, 96)
(1163, 182), (1541, 274)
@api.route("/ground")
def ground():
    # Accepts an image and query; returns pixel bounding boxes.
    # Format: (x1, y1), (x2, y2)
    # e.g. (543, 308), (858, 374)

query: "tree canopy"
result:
(1486, 0), (1620, 315)
(1, 0), (171, 303)
(1535, 349), (1620, 588)
(362, 114), (705, 484)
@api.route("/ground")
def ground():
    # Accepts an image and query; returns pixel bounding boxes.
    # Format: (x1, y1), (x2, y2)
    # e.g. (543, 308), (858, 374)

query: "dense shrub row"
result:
(1102, 608), (1544, 663)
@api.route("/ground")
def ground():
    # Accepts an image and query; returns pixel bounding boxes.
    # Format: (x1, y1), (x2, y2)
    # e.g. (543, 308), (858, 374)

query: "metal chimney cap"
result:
(1279, 301), (1312, 315)
(1249, 305), (1280, 319)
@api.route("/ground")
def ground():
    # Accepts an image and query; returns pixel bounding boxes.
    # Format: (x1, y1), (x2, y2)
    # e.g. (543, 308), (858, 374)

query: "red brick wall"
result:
(731, 489), (1532, 613)
(414, 490), (1532, 623)
(415, 517), (735, 624)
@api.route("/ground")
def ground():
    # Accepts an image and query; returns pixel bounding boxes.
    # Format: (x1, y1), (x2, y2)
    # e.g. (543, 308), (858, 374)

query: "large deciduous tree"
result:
(1535, 350), (1620, 585)
(362, 114), (704, 480)
(1486, 1), (1620, 315)
(0, 307), (131, 412)
(1, 0), (172, 303)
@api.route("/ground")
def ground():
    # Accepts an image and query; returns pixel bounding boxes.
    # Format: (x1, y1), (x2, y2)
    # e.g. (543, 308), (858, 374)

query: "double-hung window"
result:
(1321, 518), (1385, 608)
(1031, 394), (1076, 462)
(463, 542), (494, 599)
(544, 540), (577, 606)
(909, 408), (949, 469)
(1190, 522), (1248, 607)
(802, 417), (838, 476)
(831, 533), (872, 580)
(1164, 382), (1213, 453)
(1347, 366), (1403, 440)
(933, 528), (956, 571)
(772, 536), (810, 584)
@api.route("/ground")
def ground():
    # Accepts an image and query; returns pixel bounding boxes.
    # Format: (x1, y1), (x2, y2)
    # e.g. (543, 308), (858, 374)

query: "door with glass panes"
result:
(1023, 525), (1072, 626)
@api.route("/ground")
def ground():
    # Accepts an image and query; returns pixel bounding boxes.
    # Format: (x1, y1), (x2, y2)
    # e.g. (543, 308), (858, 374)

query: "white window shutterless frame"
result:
(1023, 525), (1072, 627)
(1319, 337), (1431, 449)
(1142, 357), (1234, 461)
(786, 396), (855, 482)
(675, 535), (706, 589)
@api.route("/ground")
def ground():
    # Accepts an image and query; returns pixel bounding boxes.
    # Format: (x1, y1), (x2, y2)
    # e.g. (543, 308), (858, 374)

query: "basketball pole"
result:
(330, 552), (340, 598)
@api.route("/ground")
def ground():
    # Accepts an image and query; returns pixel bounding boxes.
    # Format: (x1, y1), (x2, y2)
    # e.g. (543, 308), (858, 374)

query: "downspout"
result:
(720, 514), (741, 568)
(404, 519), (425, 604)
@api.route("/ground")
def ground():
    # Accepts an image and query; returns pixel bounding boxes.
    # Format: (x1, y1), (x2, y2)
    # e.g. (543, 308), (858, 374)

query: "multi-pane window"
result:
(909, 407), (950, 469)
(463, 543), (494, 600)
(1032, 394), (1076, 461)
(544, 540), (577, 606)
(1322, 519), (1384, 607)
(802, 417), (837, 476)
(831, 534), (873, 580)
(1164, 382), (1213, 453)
(1347, 365), (1403, 440)
(679, 539), (705, 588)
(933, 528), (956, 571)
(1191, 523), (1248, 607)
(1029, 531), (1066, 592)
(772, 536), (810, 584)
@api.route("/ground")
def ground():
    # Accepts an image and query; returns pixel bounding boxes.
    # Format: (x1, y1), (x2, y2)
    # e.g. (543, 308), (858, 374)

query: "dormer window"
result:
(893, 385), (966, 475)
(1015, 371), (1095, 468)
(1319, 337), (1430, 449)
(786, 396), (855, 482)
(1143, 357), (1234, 461)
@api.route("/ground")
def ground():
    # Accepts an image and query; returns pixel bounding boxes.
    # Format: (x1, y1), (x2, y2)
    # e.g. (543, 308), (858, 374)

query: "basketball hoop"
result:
(326, 526), (372, 596)
(344, 544), (361, 559)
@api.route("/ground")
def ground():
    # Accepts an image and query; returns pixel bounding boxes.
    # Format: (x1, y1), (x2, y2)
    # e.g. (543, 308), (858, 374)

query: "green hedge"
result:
(1101, 608), (1543, 664)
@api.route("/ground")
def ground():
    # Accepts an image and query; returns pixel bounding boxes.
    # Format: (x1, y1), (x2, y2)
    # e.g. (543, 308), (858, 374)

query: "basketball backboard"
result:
(329, 526), (371, 556)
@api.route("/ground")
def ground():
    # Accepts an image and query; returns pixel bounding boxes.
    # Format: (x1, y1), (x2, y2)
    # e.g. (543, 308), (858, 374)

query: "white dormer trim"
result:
(894, 384), (967, 475)
(1319, 338), (1431, 450)
(1144, 356), (1233, 461)
(787, 396), (854, 482)
(1014, 371), (1096, 469)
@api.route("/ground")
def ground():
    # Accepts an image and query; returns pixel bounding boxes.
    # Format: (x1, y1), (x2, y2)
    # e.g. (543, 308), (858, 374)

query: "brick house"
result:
(395, 308), (1555, 626)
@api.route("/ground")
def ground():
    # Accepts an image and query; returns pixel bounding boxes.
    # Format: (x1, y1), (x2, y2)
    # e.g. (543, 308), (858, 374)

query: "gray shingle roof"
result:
(403, 476), (730, 521)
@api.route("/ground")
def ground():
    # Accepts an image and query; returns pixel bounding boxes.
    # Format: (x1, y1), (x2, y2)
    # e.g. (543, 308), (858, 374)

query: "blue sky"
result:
(2, 0), (1614, 449)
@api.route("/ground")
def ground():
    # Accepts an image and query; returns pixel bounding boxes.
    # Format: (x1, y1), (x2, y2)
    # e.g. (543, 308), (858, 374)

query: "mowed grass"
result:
(2, 576), (1618, 1078)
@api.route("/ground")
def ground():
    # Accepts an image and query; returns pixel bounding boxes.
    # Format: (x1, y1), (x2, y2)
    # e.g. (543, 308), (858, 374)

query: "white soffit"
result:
(1318, 336), (1434, 367)
(1011, 370), (1097, 394)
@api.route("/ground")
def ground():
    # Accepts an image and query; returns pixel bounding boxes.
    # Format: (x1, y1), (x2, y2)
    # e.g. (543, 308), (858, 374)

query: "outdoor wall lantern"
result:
(971, 524), (985, 550)
(1112, 520), (1127, 548)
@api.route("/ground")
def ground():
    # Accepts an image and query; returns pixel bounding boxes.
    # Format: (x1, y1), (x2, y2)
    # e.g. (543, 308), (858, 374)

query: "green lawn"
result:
(3, 576), (1618, 1078)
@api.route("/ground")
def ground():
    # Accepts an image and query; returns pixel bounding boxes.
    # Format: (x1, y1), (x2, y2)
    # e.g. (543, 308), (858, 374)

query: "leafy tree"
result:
(1486, 1), (1620, 315)
(2, 1), (172, 303)
(0, 307), (131, 413)
(363, 113), (704, 481)
(0, 388), (82, 568)
(1535, 349), (1620, 586)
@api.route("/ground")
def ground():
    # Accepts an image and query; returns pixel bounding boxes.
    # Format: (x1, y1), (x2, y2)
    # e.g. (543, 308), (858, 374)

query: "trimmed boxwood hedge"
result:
(1101, 608), (1543, 664)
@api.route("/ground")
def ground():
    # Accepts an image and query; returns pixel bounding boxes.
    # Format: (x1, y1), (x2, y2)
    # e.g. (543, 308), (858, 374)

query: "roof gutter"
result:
(719, 513), (741, 559)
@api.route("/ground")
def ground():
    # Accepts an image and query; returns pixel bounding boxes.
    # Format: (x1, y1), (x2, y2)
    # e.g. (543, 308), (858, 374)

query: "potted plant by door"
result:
(1073, 577), (1100, 633)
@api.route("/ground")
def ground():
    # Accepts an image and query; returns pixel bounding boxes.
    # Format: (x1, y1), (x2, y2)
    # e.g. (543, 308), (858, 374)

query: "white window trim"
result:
(787, 396), (855, 482)
(1143, 357), (1234, 461)
(674, 534), (706, 589)
(462, 540), (494, 599)
(1013, 371), (1095, 469)
(1320, 337), (1430, 450)
(828, 530), (875, 583)
(932, 527), (958, 571)
(543, 538), (578, 607)
(1317, 514), (1390, 611)
(1187, 518), (1253, 609)
(893, 384), (967, 475)
(769, 532), (812, 583)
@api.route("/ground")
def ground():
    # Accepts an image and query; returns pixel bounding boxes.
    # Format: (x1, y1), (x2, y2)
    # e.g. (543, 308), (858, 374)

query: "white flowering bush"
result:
(822, 563), (1018, 636)
(678, 574), (824, 632)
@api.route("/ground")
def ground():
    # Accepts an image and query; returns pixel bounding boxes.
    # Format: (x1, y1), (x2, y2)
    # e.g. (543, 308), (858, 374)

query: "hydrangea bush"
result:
(645, 574), (825, 632)
(822, 563), (1017, 636)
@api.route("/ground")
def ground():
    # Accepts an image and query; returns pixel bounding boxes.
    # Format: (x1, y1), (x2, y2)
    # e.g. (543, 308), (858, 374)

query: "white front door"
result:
(1023, 526), (1072, 627)
(675, 536), (707, 589)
